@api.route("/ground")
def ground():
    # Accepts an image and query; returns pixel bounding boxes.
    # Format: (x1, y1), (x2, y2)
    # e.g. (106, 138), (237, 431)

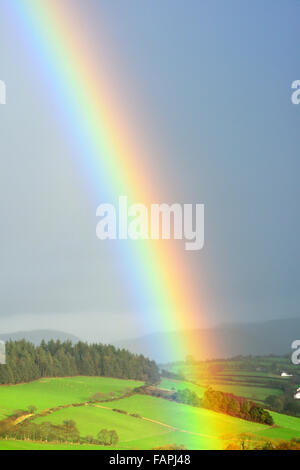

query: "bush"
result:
(173, 389), (201, 407)
(97, 429), (119, 446)
(112, 408), (127, 414)
(130, 413), (142, 419)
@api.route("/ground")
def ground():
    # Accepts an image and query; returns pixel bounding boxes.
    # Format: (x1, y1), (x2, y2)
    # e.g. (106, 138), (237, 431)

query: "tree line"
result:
(0, 418), (119, 446)
(203, 387), (274, 425)
(0, 340), (160, 385)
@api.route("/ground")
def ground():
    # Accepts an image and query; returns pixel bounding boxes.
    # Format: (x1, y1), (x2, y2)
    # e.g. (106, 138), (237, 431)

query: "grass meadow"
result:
(0, 376), (142, 420)
(1, 361), (300, 450)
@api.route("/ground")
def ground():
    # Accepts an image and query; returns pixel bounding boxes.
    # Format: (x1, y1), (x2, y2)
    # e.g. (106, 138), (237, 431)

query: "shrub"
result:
(97, 429), (119, 446)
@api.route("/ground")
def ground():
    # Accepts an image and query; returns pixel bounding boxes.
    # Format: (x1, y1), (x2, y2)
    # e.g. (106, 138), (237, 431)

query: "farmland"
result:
(0, 389), (269, 450)
(0, 376), (142, 420)
(163, 356), (299, 404)
(1, 386), (300, 449)
(1, 355), (300, 450)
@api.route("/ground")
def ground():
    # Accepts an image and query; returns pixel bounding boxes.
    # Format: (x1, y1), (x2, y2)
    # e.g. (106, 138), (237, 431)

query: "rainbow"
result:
(7, 0), (227, 446)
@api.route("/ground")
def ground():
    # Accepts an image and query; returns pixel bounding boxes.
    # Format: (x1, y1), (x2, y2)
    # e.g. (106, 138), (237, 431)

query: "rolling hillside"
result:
(1, 375), (300, 450)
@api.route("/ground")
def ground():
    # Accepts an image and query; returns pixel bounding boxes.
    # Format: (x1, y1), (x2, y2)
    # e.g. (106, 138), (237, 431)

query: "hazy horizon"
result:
(1, 316), (300, 346)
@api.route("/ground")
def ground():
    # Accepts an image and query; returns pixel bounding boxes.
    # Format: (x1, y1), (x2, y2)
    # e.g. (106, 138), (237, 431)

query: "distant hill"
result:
(115, 318), (300, 363)
(0, 329), (80, 345)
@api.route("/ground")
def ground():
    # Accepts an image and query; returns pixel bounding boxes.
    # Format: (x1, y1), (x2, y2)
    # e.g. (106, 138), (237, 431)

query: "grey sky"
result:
(0, 0), (299, 341)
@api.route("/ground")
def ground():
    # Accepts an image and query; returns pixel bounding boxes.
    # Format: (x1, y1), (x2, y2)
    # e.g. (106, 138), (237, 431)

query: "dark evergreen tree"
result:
(0, 340), (160, 385)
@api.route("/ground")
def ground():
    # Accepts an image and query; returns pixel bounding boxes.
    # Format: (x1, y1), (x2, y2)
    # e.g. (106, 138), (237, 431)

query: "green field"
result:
(159, 378), (205, 396)
(2, 393), (270, 450)
(0, 440), (106, 450)
(1, 368), (300, 450)
(163, 357), (293, 405)
(5, 392), (300, 450)
(102, 395), (268, 437)
(207, 384), (282, 403)
(234, 412), (300, 442)
(34, 405), (170, 445)
(0, 376), (142, 420)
